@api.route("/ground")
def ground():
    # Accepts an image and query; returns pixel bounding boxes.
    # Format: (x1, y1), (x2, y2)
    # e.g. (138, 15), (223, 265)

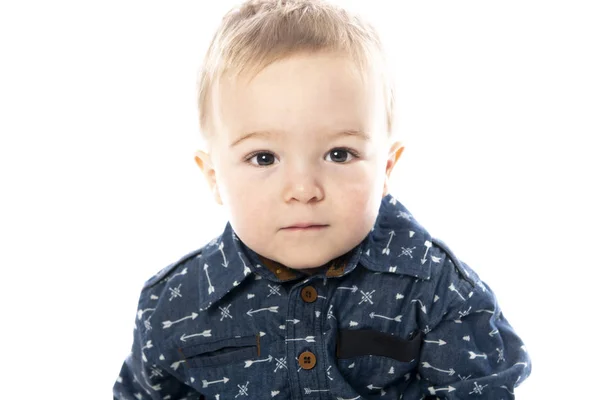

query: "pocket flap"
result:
(336, 329), (422, 362)
(179, 334), (259, 359)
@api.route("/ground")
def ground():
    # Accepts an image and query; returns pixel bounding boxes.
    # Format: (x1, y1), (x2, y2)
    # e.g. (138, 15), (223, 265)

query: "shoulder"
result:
(131, 246), (206, 319)
(142, 247), (204, 290)
(430, 237), (478, 287)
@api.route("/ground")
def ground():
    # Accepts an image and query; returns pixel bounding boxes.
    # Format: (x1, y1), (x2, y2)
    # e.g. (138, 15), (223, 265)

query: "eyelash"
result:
(244, 147), (360, 167)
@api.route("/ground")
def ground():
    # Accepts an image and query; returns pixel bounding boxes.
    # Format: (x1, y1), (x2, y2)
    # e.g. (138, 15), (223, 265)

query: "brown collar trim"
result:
(257, 253), (349, 280)
(325, 254), (347, 277)
(258, 256), (299, 280)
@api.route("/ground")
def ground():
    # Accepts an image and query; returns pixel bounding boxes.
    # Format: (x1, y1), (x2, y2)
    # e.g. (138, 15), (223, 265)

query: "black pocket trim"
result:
(336, 329), (422, 362)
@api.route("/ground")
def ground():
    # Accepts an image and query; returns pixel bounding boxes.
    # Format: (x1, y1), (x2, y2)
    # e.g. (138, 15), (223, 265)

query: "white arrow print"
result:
(422, 362), (455, 376)
(169, 267), (187, 280)
(370, 312), (402, 322)
(170, 360), (185, 370)
(424, 339), (447, 346)
(247, 306), (279, 316)
(304, 388), (329, 394)
(468, 351), (488, 360)
(337, 285), (358, 293)
(411, 299), (427, 314)
(271, 391), (280, 397)
(244, 355), (273, 368)
(218, 242), (229, 267)
(286, 319), (300, 324)
(449, 283), (466, 301)
(203, 264), (215, 294)
(137, 308), (155, 320)
(162, 312), (198, 329)
(202, 377), (229, 388)
(421, 240), (432, 264)
(285, 336), (316, 343)
(396, 293), (405, 300)
(428, 386), (456, 395)
(336, 396), (360, 400)
(368, 385), (386, 395)
(180, 329), (212, 342)
(489, 329), (499, 337)
(141, 340), (153, 351)
(367, 384), (383, 390)
(382, 231), (395, 255)
(238, 252), (251, 276)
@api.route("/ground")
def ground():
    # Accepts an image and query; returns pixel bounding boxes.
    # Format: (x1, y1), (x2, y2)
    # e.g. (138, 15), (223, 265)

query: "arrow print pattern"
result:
(114, 194), (531, 399)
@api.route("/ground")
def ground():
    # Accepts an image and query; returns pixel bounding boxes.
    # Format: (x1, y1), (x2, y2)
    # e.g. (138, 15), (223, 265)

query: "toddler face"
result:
(197, 52), (403, 269)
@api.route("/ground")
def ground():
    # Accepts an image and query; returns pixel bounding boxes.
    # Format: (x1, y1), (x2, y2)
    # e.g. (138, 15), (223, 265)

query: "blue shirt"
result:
(113, 195), (531, 399)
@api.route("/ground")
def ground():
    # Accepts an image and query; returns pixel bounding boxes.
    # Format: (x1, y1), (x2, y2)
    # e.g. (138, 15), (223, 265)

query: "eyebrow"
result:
(230, 131), (273, 148)
(230, 129), (371, 148)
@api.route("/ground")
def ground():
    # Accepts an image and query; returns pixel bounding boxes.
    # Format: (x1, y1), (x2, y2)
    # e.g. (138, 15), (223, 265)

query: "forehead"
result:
(212, 52), (385, 142)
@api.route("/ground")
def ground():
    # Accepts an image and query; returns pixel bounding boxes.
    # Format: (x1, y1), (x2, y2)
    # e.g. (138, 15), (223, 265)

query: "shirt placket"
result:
(286, 276), (328, 400)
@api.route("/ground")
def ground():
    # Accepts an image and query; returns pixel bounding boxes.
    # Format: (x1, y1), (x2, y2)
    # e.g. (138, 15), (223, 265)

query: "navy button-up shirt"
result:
(113, 195), (531, 399)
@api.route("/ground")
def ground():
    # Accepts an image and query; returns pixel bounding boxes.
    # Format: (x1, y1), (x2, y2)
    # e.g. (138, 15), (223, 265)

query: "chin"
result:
(272, 252), (332, 270)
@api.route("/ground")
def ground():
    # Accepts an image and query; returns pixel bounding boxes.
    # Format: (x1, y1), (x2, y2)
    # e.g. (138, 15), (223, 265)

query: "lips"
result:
(282, 223), (328, 231)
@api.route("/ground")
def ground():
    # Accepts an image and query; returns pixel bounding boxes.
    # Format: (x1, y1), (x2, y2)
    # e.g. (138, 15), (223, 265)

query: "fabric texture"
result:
(113, 194), (531, 399)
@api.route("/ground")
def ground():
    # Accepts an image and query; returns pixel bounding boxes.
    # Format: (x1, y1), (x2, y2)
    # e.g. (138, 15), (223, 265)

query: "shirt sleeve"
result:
(113, 288), (201, 400)
(416, 257), (532, 399)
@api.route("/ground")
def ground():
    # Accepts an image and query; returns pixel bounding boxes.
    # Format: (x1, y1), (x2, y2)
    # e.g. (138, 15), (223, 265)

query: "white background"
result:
(1, 1), (598, 398)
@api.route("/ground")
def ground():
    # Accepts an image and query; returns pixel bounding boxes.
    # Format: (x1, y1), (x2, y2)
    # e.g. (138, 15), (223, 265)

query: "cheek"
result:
(331, 161), (385, 197)
(216, 164), (256, 201)
(215, 166), (271, 227)
(331, 172), (381, 222)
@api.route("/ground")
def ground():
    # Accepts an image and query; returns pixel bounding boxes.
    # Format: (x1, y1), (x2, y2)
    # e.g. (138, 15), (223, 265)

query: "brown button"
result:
(298, 351), (317, 370)
(301, 286), (317, 303)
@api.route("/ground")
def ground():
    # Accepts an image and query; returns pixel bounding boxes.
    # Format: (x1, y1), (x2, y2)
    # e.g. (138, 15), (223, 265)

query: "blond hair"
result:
(197, 0), (395, 139)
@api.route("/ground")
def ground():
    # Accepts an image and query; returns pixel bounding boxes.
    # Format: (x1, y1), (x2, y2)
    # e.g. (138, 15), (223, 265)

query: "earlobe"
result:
(194, 150), (223, 205)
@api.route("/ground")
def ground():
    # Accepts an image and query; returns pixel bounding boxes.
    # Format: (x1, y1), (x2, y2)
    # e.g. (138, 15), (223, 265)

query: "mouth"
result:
(281, 224), (329, 232)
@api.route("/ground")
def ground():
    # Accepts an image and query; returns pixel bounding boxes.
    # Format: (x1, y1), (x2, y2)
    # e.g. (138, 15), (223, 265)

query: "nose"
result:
(282, 163), (324, 204)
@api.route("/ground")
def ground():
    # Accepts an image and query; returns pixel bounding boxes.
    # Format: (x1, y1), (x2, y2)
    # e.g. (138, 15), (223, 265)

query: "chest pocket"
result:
(336, 329), (422, 398)
(179, 334), (288, 399)
(179, 334), (259, 369)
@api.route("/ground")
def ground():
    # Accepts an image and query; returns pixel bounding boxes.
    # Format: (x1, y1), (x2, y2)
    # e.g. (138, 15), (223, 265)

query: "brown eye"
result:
(326, 148), (356, 163)
(249, 152), (276, 166)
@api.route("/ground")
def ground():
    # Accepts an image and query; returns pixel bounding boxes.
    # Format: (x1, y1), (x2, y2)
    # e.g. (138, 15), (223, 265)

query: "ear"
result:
(383, 141), (405, 197)
(194, 150), (223, 205)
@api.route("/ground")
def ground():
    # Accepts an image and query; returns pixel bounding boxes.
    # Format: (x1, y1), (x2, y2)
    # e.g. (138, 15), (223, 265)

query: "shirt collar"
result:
(197, 194), (434, 311)
(358, 195), (434, 280)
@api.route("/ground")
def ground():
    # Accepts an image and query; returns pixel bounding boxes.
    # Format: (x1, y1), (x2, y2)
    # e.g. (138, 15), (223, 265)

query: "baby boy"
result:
(113, 1), (531, 399)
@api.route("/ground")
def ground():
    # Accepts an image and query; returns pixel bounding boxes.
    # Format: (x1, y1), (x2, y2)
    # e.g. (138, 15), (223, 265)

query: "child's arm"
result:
(416, 252), (531, 399)
(113, 285), (201, 400)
